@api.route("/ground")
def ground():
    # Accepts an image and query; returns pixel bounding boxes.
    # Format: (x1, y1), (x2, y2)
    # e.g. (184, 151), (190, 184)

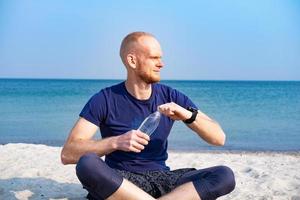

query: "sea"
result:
(0, 79), (299, 152)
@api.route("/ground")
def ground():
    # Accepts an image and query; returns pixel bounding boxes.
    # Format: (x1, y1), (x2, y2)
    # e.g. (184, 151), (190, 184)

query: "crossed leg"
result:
(76, 153), (235, 200)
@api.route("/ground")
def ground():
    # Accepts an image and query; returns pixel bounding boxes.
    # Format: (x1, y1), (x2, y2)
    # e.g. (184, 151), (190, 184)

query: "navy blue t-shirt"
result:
(79, 81), (197, 172)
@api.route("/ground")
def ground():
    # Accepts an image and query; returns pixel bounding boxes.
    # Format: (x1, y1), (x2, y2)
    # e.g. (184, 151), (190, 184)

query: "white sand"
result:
(0, 143), (299, 200)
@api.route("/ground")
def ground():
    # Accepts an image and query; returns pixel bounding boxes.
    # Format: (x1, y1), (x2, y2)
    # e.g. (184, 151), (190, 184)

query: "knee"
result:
(76, 153), (102, 181)
(216, 165), (236, 194)
(75, 153), (123, 199)
(192, 166), (236, 199)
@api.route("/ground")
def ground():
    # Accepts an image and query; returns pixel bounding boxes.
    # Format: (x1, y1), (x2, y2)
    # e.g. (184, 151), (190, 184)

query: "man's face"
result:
(135, 36), (164, 84)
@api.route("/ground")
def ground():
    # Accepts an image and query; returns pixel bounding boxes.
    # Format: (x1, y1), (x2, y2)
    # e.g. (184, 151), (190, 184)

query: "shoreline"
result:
(1, 143), (300, 199)
(168, 149), (300, 156)
(1, 142), (300, 155)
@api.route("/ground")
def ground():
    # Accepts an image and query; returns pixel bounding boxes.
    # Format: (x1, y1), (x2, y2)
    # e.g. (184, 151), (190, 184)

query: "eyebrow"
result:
(149, 55), (162, 59)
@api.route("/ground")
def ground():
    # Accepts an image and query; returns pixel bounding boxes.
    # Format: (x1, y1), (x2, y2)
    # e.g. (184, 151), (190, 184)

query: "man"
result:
(61, 32), (235, 200)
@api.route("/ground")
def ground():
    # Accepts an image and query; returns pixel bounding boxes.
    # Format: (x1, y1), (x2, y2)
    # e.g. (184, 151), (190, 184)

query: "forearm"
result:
(158, 102), (226, 146)
(61, 136), (118, 165)
(187, 110), (226, 146)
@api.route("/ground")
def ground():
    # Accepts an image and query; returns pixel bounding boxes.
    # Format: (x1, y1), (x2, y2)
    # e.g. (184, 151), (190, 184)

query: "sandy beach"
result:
(0, 143), (299, 200)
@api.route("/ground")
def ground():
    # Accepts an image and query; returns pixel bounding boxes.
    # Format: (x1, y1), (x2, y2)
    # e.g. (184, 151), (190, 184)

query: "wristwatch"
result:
(184, 107), (198, 124)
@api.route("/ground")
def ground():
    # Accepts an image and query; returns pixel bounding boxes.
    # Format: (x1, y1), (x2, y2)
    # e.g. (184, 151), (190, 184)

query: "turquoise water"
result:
(0, 79), (299, 151)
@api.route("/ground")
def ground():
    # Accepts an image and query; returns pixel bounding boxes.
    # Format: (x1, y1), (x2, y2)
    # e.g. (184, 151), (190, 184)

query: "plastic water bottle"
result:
(138, 111), (161, 136)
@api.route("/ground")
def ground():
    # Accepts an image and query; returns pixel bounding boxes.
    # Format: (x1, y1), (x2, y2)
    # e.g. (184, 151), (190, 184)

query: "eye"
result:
(150, 56), (161, 60)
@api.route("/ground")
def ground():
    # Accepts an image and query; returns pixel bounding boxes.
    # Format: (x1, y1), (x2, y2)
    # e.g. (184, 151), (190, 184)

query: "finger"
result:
(166, 108), (175, 115)
(160, 108), (175, 117)
(136, 137), (149, 145)
(158, 104), (167, 109)
(136, 130), (150, 141)
(158, 104), (169, 111)
(165, 106), (176, 114)
(158, 106), (168, 114)
(131, 141), (145, 151)
(129, 146), (142, 153)
(163, 106), (171, 112)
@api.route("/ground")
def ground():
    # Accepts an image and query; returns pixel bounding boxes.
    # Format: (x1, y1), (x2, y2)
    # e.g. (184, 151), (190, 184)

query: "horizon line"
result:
(0, 77), (299, 82)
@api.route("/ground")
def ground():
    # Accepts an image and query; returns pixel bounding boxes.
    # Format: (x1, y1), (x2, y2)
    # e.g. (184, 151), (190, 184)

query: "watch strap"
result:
(184, 107), (198, 124)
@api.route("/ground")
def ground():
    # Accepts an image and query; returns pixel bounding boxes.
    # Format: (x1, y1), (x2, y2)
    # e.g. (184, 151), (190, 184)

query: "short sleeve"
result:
(79, 91), (107, 127)
(171, 89), (198, 109)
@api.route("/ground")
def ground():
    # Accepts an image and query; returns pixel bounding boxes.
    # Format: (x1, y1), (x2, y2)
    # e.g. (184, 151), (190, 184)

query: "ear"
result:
(127, 54), (137, 69)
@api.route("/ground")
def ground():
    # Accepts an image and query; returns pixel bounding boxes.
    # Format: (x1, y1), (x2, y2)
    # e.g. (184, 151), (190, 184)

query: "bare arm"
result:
(61, 117), (150, 165)
(158, 102), (225, 146)
(61, 117), (114, 165)
(186, 110), (225, 146)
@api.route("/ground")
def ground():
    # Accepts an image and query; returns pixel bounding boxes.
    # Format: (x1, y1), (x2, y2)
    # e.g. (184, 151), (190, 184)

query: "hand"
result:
(115, 130), (150, 153)
(158, 102), (192, 121)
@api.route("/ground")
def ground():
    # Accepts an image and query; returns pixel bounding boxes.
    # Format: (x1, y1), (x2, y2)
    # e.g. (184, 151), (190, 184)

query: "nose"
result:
(158, 59), (164, 68)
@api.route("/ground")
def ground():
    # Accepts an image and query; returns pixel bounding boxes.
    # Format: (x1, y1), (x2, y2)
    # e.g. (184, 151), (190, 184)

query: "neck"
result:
(125, 77), (152, 100)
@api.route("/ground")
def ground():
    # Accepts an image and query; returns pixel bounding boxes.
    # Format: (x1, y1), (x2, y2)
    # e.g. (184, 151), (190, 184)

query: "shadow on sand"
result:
(0, 177), (87, 200)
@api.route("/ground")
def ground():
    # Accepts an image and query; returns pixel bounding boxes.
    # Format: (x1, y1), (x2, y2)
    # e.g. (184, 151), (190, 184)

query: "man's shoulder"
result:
(154, 82), (182, 101)
(154, 82), (188, 101)
(89, 81), (124, 100)
(96, 81), (125, 94)
(154, 82), (174, 92)
(154, 82), (183, 96)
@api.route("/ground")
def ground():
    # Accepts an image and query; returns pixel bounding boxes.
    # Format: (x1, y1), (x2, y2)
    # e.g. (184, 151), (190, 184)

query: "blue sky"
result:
(0, 0), (299, 80)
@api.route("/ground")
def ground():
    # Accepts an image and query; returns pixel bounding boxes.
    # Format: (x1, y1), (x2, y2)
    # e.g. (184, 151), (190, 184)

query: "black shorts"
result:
(116, 168), (196, 198)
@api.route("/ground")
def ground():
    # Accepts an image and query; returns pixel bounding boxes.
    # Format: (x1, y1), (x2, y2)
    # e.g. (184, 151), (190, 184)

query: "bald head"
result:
(119, 32), (156, 66)
(119, 32), (164, 83)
